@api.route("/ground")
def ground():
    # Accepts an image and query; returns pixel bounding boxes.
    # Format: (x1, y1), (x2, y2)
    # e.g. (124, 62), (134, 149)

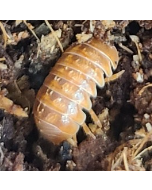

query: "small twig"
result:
(45, 20), (63, 52)
(130, 35), (142, 63)
(23, 20), (40, 42)
(118, 43), (133, 54)
(0, 57), (6, 62)
(123, 147), (129, 171)
(111, 152), (123, 171)
(133, 130), (152, 158)
(134, 145), (152, 160)
(138, 83), (152, 96)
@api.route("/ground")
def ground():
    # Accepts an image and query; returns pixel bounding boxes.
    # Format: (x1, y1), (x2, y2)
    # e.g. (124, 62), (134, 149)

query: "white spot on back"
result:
(74, 89), (83, 100)
(61, 115), (69, 124)
(67, 102), (77, 114)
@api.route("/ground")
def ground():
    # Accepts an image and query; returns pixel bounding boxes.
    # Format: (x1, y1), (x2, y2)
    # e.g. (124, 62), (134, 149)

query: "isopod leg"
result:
(82, 123), (96, 139)
(67, 135), (77, 147)
(104, 70), (125, 83)
(89, 109), (102, 128)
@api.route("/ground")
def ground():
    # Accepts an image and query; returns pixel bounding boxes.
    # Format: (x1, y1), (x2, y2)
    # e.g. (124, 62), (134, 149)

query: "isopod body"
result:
(33, 38), (119, 145)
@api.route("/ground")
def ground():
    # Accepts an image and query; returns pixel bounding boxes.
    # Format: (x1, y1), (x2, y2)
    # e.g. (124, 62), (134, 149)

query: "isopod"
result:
(33, 37), (119, 146)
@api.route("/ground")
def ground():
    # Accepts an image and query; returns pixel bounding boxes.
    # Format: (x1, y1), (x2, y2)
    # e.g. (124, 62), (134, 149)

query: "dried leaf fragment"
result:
(12, 31), (29, 44)
(15, 20), (22, 27)
(76, 33), (92, 43)
(101, 20), (115, 30)
(37, 29), (62, 58)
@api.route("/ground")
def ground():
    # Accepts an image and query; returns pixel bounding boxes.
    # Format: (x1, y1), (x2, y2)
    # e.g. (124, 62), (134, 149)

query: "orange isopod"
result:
(33, 37), (119, 146)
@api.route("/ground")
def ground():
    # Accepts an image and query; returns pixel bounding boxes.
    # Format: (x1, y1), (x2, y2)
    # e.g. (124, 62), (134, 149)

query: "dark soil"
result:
(1, 20), (152, 171)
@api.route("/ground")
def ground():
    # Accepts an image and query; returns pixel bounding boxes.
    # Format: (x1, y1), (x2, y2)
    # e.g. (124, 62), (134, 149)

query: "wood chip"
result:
(0, 94), (28, 117)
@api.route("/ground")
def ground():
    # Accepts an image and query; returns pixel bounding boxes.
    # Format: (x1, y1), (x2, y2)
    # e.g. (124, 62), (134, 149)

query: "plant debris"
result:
(1, 20), (152, 171)
(0, 93), (28, 117)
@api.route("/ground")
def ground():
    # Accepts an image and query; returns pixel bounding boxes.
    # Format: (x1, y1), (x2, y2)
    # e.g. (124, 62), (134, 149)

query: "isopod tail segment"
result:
(33, 37), (119, 147)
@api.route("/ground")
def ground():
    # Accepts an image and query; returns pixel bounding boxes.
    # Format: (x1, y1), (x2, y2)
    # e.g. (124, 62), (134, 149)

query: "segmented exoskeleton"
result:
(33, 38), (119, 146)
